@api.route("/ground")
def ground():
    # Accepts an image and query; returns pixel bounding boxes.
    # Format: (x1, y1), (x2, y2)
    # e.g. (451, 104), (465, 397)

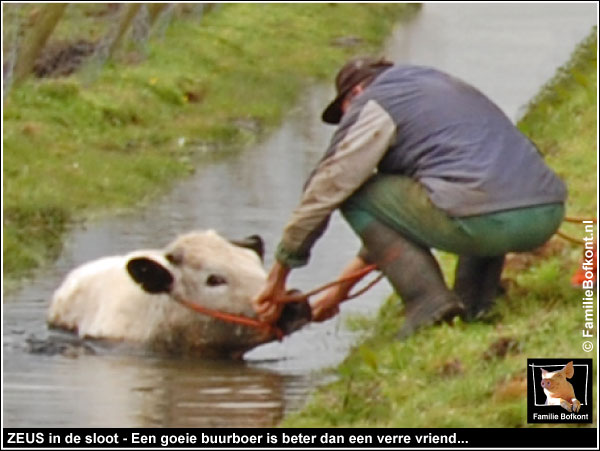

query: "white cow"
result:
(47, 230), (310, 357)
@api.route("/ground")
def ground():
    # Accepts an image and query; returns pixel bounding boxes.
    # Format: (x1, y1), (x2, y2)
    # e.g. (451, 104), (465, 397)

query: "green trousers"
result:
(341, 174), (565, 257)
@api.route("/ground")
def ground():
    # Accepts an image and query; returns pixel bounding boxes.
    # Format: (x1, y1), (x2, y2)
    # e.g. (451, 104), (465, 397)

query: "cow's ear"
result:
(127, 257), (173, 294)
(231, 235), (264, 261)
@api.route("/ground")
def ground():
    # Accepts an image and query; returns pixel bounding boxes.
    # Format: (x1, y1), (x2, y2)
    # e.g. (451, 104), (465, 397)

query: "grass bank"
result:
(283, 28), (597, 428)
(2, 3), (420, 288)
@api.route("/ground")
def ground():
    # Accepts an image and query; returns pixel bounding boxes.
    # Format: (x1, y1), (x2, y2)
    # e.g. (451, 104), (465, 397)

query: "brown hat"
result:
(321, 56), (394, 124)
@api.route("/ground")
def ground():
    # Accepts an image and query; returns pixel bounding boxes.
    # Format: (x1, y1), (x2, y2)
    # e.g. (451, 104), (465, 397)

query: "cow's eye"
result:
(166, 250), (184, 265)
(206, 274), (227, 286)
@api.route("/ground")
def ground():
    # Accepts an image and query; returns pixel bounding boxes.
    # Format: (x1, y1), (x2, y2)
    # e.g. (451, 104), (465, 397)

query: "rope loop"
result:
(176, 264), (383, 339)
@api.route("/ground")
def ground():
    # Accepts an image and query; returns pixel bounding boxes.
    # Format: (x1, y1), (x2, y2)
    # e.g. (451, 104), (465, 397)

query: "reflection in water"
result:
(3, 3), (597, 428)
(3, 351), (308, 428)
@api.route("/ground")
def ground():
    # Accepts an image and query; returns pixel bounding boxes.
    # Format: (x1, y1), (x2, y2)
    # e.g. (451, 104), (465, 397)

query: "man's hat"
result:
(321, 56), (394, 124)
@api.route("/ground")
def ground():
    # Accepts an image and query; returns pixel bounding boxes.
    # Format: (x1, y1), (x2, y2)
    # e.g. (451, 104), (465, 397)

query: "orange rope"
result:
(556, 216), (596, 245)
(344, 272), (385, 300)
(555, 230), (588, 245)
(175, 212), (597, 337)
(564, 216), (597, 224)
(176, 264), (383, 338)
(178, 215), (597, 333)
(178, 299), (284, 340)
(278, 263), (380, 304)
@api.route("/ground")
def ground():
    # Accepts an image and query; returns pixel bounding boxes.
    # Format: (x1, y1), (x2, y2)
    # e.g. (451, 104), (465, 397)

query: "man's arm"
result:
(254, 101), (395, 323)
(276, 99), (396, 268)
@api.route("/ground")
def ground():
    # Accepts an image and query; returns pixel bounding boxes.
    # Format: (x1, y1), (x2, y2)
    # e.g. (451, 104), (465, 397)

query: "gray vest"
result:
(354, 65), (567, 217)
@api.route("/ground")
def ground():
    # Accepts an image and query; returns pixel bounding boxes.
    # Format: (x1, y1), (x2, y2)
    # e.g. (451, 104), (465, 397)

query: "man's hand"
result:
(310, 256), (372, 322)
(252, 261), (290, 323)
(311, 285), (347, 322)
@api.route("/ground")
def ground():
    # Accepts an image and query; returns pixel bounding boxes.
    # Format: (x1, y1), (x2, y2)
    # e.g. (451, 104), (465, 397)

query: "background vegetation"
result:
(3, 3), (419, 288)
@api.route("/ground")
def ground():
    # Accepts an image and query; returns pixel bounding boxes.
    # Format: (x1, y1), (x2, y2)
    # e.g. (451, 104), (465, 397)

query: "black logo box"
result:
(527, 358), (593, 424)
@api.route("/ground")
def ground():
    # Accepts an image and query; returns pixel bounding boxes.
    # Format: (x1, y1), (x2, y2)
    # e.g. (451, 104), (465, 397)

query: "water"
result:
(3, 3), (597, 428)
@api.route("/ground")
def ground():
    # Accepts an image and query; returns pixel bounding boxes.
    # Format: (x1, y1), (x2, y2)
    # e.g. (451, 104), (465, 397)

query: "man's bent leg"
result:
(450, 203), (564, 320)
(342, 204), (464, 339)
(454, 254), (505, 321)
(341, 174), (565, 333)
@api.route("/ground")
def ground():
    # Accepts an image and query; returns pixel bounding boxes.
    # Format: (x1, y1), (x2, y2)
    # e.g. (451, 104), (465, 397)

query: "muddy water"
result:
(3, 4), (597, 428)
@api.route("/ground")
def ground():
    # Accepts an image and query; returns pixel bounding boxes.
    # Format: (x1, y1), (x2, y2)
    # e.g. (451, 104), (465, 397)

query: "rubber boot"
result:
(358, 220), (465, 339)
(453, 255), (505, 321)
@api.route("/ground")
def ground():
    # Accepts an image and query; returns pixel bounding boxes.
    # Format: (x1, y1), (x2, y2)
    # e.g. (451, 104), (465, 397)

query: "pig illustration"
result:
(540, 361), (581, 412)
(47, 230), (310, 358)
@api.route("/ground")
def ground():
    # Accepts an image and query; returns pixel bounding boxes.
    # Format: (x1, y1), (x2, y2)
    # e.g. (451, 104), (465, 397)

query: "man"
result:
(253, 57), (567, 338)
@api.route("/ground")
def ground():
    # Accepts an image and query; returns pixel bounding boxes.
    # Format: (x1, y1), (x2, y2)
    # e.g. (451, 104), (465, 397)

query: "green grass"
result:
(2, 3), (420, 287)
(282, 28), (597, 428)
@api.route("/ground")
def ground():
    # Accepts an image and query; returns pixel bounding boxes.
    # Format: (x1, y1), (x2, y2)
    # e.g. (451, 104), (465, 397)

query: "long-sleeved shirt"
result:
(276, 64), (567, 268)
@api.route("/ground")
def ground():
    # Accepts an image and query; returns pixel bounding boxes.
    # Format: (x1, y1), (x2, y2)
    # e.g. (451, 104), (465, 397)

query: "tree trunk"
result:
(148, 3), (169, 27)
(107, 3), (142, 58)
(13, 3), (68, 85)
